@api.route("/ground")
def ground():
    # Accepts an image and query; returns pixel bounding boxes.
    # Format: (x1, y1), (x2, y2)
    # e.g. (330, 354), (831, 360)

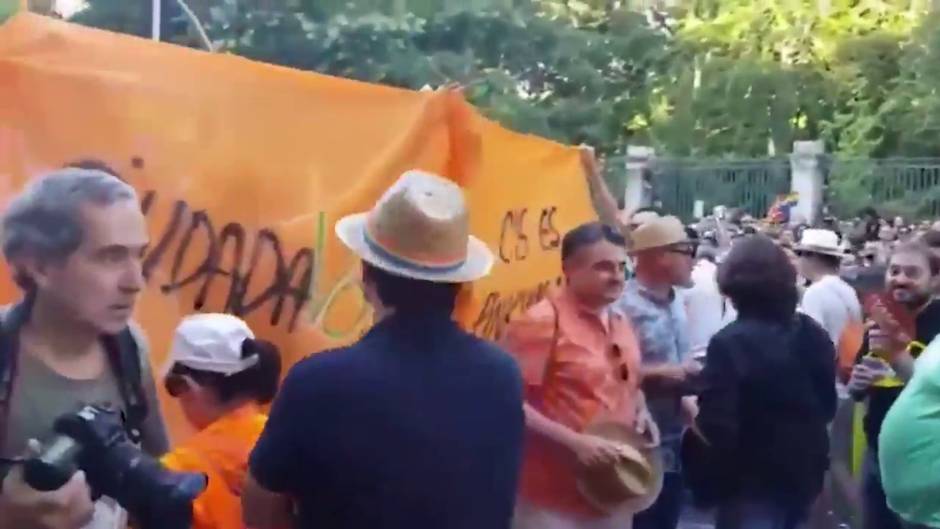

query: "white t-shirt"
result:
(86, 498), (127, 529)
(800, 274), (862, 347)
(684, 259), (736, 355)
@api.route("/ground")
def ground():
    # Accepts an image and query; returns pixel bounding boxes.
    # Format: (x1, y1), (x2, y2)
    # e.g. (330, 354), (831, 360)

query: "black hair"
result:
(921, 230), (940, 250)
(718, 235), (798, 321)
(859, 207), (878, 219)
(361, 261), (460, 314)
(175, 338), (282, 405)
(561, 221), (626, 262)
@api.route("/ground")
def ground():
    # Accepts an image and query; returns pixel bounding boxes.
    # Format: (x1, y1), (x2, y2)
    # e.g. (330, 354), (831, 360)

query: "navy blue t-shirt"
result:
(249, 312), (525, 529)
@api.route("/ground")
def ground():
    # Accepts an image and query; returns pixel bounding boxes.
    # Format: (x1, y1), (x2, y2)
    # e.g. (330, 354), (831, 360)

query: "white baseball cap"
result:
(165, 313), (257, 376)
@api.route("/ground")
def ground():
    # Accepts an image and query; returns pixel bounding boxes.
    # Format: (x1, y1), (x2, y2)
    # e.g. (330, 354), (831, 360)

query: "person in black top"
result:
(848, 242), (940, 529)
(860, 207), (881, 243)
(242, 171), (525, 529)
(682, 235), (837, 529)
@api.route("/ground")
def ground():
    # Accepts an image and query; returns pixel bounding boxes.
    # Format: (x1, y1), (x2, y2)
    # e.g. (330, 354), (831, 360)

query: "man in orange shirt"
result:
(503, 221), (658, 529)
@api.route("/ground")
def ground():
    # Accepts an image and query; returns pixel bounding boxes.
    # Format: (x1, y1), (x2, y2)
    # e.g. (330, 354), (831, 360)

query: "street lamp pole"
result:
(151, 0), (161, 41)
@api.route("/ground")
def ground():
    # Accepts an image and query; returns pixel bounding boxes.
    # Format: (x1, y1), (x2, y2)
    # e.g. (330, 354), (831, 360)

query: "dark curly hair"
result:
(718, 235), (798, 321)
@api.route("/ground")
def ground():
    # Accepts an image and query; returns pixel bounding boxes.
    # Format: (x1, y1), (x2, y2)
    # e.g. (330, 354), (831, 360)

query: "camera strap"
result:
(102, 330), (148, 444)
(0, 301), (33, 452)
(0, 300), (148, 449)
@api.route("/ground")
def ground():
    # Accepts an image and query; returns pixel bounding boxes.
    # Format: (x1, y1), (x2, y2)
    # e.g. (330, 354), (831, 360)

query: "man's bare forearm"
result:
(641, 363), (685, 383)
(242, 474), (293, 529)
(587, 170), (621, 229)
(580, 147), (632, 246)
(524, 402), (578, 450)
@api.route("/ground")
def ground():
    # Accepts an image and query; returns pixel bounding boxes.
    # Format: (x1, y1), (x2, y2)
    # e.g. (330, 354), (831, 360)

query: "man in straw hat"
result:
(502, 221), (661, 529)
(795, 229), (862, 380)
(244, 170), (525, 529)
(617, 215), (699, 529)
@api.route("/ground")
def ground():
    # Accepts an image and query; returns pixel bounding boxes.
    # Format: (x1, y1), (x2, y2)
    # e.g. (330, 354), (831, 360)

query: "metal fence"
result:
(824, 157), (940, 220)
(648, 158), (791, 222)
(604, 154), (940, 222)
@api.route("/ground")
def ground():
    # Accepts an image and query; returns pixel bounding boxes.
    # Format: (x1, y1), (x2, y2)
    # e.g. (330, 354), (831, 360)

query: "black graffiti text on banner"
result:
(141, 190), (314, 332)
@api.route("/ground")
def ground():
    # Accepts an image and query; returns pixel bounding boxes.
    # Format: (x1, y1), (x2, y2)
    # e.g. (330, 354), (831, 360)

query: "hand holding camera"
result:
(0, 464), (93, 529)
(3, 404), (206, 529)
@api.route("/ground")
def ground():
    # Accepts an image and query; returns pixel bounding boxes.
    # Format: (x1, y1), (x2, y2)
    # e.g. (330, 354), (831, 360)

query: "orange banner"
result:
(0, 14), (595, 440)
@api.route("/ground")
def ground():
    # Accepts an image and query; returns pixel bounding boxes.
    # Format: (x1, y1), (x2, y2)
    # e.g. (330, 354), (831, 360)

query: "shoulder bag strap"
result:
(538, 298), (562, 393)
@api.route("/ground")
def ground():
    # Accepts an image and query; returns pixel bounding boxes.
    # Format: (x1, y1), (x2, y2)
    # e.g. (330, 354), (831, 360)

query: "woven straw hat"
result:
(576, 421), (664, 515)
(796, 229), (843, 257)
(335, 170), (494, 283)
(631, 215), (689, 252)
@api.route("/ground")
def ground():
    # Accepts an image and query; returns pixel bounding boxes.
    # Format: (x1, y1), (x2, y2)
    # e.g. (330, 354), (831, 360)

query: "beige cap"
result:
(631, 215), (689, 252)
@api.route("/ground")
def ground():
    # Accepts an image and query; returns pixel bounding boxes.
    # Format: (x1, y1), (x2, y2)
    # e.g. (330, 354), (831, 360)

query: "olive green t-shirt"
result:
(0, 324), (170, 529)
(1, 332), (169, 458)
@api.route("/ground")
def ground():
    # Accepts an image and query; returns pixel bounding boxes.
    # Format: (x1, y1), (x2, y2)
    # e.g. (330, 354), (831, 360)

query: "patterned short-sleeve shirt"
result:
(617, 279), (691, 472)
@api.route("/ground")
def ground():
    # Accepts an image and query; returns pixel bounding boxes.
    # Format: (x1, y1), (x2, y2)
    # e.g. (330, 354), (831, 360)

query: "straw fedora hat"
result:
(631, 215), (689, 253)
(576, 421), (664, 515)
(335, 170), (494, 283)
(796, 228), (843, 257)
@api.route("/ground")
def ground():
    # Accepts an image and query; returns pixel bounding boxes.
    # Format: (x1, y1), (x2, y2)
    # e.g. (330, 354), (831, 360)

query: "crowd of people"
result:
(2, 150), (940, 529)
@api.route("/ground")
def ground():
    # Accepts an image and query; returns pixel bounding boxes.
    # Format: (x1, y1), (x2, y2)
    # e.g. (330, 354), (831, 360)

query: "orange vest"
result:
(161, 403), (268, 529)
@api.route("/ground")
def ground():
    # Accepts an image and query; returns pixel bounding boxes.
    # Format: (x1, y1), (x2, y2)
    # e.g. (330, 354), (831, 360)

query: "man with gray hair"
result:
(0, 168), (168, 529)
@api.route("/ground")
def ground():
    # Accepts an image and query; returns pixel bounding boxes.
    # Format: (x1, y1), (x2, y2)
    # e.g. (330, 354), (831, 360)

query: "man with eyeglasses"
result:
(617, 215), (699, 529)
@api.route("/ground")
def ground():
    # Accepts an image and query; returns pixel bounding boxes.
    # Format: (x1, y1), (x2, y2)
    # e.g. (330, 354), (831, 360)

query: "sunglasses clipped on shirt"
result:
(609, 343), (630, 382)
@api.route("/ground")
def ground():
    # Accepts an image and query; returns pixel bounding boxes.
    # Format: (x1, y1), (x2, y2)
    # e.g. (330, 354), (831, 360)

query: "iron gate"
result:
(824, 157), (940, 220)
(650, 158), (791, 222)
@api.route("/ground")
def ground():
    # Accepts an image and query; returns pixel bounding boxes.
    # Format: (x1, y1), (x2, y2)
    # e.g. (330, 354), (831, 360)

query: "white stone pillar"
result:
(789, 140), (825, 226)
(624, 145), (655, 212)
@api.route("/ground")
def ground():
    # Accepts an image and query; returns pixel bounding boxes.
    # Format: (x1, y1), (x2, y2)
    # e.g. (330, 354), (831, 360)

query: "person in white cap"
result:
(160, 313), (281, 529)
(796, 229), (862, 359)
(243, 170), (524, 529)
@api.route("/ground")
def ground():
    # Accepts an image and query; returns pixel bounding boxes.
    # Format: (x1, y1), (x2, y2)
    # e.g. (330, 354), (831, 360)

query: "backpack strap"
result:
(102, 328), (148, 444)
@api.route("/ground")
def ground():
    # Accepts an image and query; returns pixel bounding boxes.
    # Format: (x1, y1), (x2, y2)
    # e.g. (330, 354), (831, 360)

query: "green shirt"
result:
(880, 341), (940, 528)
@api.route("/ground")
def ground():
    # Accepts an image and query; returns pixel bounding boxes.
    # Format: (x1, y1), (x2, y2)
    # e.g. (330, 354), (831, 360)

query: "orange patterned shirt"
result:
(501, 287), (643, 517)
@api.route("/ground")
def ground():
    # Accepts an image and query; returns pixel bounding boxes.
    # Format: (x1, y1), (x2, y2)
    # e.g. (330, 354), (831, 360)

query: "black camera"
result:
(22, 405), (207, 529)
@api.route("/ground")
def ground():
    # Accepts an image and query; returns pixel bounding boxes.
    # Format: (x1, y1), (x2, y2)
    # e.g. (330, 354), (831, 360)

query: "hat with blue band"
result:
(335, 170), (494, 283)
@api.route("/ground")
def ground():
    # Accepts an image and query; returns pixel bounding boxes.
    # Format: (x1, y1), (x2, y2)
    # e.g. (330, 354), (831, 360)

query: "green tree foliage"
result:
(66, 0), (938, 161)
(651, 0), (927, 157)
(197, 0), (673, 152)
